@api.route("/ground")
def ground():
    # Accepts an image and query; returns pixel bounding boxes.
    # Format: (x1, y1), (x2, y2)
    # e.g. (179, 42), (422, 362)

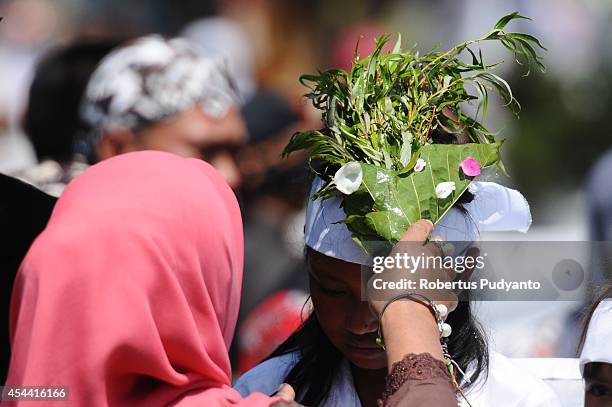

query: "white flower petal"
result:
(435, 181), (456, 199)
(414, 158), (426, 172)
(333, 162), (363, 195)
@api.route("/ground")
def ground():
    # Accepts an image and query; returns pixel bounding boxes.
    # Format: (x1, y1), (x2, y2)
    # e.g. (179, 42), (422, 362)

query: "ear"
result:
(96, 129), (138, 161)
(453, 246), (480, 296)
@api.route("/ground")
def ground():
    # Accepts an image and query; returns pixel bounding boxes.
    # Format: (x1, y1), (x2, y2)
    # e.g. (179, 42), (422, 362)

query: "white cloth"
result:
(513, 358), (583, 407)
(304, 178), (532, 265)
(579, 299), (612, 373)
(234, 351), (561, 406)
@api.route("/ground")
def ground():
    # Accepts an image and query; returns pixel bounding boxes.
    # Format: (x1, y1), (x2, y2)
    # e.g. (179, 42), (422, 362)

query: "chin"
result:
(344, 347), (387, 370)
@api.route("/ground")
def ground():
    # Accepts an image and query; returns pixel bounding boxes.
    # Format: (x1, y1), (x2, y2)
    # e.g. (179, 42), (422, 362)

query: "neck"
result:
(350, 364), (388, 407)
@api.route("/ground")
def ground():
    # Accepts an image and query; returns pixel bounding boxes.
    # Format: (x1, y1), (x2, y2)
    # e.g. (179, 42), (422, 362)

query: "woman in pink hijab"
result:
(5, 150), (475, 406)
(5, 151), (289, 406)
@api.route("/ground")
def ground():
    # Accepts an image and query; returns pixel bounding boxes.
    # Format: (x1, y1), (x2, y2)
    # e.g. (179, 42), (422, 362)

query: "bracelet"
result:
(374, 294), (474, 406)
(375, 293), (451, 350)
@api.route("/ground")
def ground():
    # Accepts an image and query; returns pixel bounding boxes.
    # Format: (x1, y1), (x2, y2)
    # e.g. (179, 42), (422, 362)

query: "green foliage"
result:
(283, 12), (545, 246)
(344, 142), (502, 246)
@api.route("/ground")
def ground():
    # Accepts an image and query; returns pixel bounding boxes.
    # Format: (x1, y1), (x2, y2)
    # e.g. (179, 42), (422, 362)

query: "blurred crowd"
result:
(1, 0), (612, 386)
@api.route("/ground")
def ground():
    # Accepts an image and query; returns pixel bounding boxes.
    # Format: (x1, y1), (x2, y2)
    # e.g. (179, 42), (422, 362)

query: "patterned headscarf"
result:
(79, 35), (238, 157)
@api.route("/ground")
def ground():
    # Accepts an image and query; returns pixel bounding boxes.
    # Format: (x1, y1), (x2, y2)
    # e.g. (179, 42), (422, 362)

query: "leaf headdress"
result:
(283, 12), (545, 249)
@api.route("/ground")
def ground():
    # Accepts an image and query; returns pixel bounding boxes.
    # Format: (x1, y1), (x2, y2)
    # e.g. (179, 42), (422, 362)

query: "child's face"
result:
(584, 362), (612, 407)
(307, 250), (387, 370)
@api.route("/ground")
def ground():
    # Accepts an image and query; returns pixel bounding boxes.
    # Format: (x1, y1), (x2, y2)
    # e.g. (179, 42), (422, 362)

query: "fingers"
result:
(401, 219), (434, 242)
(275, 383), (296, 403)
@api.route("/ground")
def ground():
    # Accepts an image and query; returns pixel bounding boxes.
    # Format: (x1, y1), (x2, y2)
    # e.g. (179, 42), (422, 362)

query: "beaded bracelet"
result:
(375, 292), (451, 351)
(374, 293), (474, 406)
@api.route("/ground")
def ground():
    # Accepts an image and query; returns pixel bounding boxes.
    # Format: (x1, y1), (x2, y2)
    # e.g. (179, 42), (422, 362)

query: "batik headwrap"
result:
(79, 35), (238, 157)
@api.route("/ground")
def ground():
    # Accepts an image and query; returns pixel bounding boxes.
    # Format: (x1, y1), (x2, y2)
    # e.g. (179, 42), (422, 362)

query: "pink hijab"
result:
(6, 151), (276, 406)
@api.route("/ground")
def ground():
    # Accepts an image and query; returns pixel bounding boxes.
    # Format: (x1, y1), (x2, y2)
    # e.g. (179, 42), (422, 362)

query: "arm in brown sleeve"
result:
(378, 353), (458, 407)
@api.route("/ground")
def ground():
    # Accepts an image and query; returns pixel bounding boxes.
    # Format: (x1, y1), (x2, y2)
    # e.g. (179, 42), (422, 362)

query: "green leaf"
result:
(391, 33), (402, 54)
(343, 142), (502, 245)
(399, 130), (413, 167)
(507, 32), (547, 51)
(494, 12), (530, 31)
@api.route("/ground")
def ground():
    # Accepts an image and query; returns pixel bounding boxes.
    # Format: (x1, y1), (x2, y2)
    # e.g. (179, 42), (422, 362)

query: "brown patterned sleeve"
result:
(377, 353), (458, 407)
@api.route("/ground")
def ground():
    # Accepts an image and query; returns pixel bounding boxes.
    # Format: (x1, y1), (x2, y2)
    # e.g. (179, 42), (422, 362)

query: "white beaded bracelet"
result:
(375, 293), (452, 350)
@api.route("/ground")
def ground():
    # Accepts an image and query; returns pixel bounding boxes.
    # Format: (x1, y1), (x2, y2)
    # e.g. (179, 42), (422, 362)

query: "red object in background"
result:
(332, 21), (393, 71)
(237, 289), (309, 375)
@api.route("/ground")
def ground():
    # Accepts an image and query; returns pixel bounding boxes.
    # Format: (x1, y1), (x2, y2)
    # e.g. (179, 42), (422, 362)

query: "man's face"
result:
(98, 106), (247, 190)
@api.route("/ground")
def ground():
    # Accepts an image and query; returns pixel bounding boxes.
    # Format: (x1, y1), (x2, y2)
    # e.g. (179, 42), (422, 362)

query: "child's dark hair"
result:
(578, 283), (612, 356)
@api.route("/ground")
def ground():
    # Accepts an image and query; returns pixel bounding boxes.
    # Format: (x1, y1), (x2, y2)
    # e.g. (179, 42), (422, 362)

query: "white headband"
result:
(304, 177), (532, 265)
(580, 300), (612, 374)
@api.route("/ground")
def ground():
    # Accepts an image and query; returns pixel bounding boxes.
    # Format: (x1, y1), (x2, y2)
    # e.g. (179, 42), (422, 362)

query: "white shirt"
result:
(234, 351), (562, 406)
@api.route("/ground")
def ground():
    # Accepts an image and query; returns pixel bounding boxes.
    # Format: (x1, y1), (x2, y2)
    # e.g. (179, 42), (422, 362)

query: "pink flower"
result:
(460, 156), (481, 177)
